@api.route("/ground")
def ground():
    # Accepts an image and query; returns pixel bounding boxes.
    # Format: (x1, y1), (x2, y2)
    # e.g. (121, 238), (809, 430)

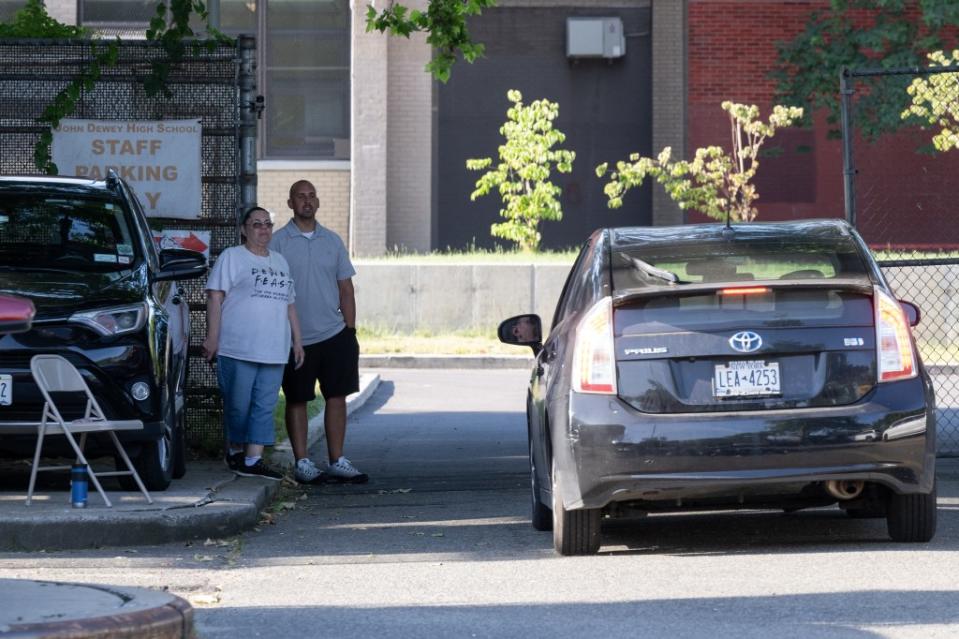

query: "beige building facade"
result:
(34, 0), (686, 256)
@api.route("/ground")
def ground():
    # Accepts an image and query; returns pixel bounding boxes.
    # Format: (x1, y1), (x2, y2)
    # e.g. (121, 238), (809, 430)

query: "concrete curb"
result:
(359, 354), (533, 369)
(0, 474), (278, 552)
(270, 372), (381, 469)
(1, 579), (193, 638)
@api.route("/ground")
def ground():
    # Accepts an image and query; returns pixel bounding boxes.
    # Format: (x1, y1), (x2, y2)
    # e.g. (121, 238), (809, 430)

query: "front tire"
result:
(887, 482), (937, 542)
(551, 461), (600, 555)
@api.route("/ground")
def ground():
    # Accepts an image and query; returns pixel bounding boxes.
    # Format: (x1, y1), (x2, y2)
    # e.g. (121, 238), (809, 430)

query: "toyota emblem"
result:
(729, 331), (763, 353)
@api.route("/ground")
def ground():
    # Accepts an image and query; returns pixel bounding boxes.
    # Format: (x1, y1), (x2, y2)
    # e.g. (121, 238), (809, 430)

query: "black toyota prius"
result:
(499, 220), (936, 555)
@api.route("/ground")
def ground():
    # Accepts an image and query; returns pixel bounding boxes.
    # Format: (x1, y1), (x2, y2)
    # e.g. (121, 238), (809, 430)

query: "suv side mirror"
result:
(498, 314), (543, 354)
(899, 300), (920, 327)
(155, 248), (207, 282)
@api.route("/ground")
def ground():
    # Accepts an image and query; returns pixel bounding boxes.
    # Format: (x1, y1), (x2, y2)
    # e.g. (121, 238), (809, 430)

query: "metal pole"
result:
(238, 34), (258, 227)
(840, 67), (857, 227)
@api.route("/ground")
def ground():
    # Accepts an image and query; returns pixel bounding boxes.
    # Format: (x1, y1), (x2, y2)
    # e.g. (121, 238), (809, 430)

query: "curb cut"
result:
(270, 372), (381, 469)
(1, 579), (194, 638)
(359, 354), (533, 369)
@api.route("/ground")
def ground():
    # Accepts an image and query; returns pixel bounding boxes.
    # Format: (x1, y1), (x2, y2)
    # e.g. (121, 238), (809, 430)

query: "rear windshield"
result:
(616, 288), (875, 333)
(612, 236), (870, 290)
(0, 193), (139, 272)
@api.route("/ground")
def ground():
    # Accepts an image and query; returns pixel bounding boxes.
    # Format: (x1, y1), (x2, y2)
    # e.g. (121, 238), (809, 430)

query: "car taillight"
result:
(875, 287), (916, 382)
(572, 297), (617, 394)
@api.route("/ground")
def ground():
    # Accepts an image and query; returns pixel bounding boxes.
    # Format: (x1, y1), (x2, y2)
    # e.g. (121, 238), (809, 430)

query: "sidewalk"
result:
(0, 372), (380, 552)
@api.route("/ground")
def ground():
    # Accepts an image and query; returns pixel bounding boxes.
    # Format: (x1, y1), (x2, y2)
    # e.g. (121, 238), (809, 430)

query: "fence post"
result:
(840, 67), (857, 227)
(238, 34), (258, 227)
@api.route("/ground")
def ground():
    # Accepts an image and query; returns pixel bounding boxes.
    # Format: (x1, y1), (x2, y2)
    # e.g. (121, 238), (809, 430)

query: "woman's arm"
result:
(202, 290), (225, 362)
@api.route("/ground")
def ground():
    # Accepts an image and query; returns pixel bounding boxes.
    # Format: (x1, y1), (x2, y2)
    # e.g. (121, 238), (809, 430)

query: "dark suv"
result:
(0, 175), (207, 490)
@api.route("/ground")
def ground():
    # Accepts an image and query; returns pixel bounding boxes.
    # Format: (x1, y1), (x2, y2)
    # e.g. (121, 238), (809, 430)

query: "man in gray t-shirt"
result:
(269, 180), (366, 484)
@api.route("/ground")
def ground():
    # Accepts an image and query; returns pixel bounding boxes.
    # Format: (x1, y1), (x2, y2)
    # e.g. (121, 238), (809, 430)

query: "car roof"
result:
(0, 175), (118, 197)
(609, 219), (856, 251)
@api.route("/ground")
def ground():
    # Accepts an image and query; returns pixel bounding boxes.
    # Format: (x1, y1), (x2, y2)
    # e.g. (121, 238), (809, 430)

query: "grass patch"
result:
(272, 384), (324, 444)
(358, 326), (524, 355)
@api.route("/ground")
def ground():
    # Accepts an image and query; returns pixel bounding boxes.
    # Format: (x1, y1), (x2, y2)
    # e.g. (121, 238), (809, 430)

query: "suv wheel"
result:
(887, 481), (937, 542)
(551, 460), (601, 555)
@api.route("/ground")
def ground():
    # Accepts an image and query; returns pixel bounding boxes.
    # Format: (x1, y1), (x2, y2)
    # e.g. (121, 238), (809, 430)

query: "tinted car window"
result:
(617, 289), (875, 334)
(0, 194), (138, 272)
(612, 235), (870, 290)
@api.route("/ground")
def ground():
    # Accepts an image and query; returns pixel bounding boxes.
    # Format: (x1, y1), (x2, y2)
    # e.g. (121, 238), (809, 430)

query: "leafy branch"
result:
(774, 1), (959, 140)
(902, 49), (959, 152)
(365, 0), (495, 82)
(597, 102), (803, 222)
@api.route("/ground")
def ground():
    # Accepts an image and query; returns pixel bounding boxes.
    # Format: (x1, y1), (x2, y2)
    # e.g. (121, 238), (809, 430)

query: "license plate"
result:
(713, 360), (780, 398)
(0, 374), (10, 406)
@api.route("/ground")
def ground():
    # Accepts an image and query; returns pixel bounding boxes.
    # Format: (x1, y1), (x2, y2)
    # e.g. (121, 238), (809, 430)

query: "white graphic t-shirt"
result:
(205, 245), (295, 364)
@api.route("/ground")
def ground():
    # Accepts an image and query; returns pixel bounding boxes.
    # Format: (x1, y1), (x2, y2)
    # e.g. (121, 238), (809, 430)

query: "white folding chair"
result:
(27, 354), (152, 507)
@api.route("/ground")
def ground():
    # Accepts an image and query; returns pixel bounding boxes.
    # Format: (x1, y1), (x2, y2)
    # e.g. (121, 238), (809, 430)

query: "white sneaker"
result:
(326, 456), (368, 484)
(294, 458), (325, 484)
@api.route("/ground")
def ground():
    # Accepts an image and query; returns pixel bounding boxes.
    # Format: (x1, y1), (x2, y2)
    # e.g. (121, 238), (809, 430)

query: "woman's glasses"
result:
(248, 220), (273, 229)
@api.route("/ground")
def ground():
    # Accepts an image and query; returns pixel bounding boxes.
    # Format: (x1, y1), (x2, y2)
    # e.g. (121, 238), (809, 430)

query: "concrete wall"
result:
(353, 263), (571, 332)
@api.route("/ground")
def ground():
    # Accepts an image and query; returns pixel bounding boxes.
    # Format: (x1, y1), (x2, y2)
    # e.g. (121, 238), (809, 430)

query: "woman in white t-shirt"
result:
(202, 207), (305, 480)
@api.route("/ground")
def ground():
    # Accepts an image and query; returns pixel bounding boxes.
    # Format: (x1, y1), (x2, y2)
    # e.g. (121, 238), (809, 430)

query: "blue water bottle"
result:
(71, 463), (88, 508)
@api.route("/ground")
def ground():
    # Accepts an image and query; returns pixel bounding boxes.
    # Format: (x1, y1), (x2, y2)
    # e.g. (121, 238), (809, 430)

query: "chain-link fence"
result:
(841, 65), (959, 455)
(0, 37), (258, 451)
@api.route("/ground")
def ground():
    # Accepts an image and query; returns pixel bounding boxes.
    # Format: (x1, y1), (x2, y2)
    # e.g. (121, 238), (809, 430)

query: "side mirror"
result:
(155, 248), (207, 282)
(498, 314), (543, 354)
(899, 300), (920, 327)
(0, 295), (35, 335)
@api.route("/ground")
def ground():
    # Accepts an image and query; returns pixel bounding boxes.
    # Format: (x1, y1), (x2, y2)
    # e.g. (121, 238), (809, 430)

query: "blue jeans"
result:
(216, 356), (284, 446)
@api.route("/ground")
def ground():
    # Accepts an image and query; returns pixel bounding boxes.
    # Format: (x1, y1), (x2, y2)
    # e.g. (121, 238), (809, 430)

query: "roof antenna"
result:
(721, 206), (735, 240)
(105, 169), (120, 192)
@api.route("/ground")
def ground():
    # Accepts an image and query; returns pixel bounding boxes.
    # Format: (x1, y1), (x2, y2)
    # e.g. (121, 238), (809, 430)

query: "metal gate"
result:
(0, 36), (259, 451)
(840, 64), (959, 455)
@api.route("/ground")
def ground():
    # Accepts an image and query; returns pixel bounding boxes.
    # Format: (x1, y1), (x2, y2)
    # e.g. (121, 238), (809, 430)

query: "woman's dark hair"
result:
(238, 206), (269, 240)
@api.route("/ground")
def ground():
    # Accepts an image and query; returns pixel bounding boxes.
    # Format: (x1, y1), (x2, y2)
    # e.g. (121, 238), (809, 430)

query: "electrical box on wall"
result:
(566, 17), (625, 59)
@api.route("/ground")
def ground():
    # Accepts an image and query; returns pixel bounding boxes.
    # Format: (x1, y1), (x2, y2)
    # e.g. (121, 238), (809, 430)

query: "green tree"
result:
(366, 0), (494, 82)
(466, 90), (575, 252)
(774, 1), (959, 139)
(902, 50), (959, 152)
(597, 102), (803, 222)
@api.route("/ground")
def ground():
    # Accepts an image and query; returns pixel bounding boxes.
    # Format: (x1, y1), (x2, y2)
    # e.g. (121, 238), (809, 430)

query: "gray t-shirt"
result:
(270, 220), (356, 345)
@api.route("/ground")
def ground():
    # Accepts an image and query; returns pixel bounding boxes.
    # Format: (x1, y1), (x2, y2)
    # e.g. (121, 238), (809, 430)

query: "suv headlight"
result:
(70, 304), (147, 336)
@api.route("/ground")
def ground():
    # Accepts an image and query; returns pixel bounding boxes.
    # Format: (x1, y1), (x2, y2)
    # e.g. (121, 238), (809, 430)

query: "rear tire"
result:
(529, 434), (552, 531)
(551, 462), (600, 555)
(887, 482), (937, 542)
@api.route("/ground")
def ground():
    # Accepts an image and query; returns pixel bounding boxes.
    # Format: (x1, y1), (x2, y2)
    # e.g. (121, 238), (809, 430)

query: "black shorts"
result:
(282, 326), (360, 402)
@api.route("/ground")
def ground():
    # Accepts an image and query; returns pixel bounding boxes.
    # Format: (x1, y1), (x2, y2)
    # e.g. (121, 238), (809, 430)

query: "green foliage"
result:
(466, 90), (575, 252)
(144, 0), (232, 98)
(597, 102), (803, 222)
(365, 0), (495, 82)
(0, 0), (229, 173)
(902, 50), (959, 152)
(774, 1), (959, 139)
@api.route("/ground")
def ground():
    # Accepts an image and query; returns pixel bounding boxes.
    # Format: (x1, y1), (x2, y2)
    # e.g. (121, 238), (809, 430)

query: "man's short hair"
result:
(289, 179), (316, 200)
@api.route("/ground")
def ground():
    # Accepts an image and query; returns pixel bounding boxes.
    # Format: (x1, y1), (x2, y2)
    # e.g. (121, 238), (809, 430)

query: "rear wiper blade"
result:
(629, 256), (685, 284)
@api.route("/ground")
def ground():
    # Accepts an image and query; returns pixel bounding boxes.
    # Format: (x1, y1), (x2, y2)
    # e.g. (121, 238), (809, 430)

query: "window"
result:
(0, 0), (25, 22)
(80, 0), (352, 160)
(219, 0), (351, 160)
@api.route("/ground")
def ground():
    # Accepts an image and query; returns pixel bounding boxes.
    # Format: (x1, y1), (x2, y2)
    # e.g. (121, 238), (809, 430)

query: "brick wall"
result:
(257, 168), (351, 242)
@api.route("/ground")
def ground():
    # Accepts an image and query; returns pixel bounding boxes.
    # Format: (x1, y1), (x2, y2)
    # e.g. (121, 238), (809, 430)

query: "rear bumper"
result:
(557, 378), (936, 510)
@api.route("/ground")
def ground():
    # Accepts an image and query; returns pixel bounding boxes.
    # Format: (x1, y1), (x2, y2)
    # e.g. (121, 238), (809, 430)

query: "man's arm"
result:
(338, 277), (355, 328)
